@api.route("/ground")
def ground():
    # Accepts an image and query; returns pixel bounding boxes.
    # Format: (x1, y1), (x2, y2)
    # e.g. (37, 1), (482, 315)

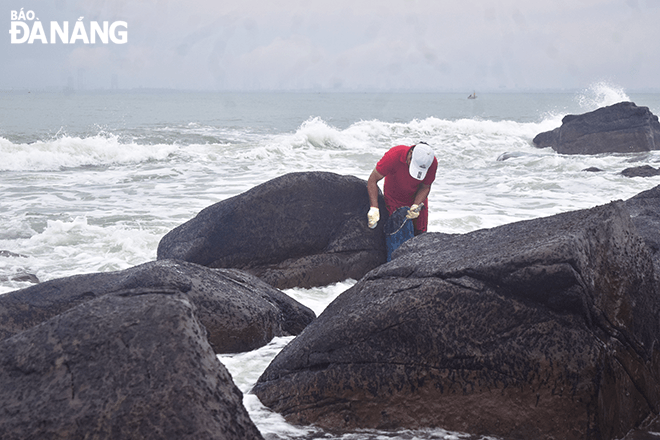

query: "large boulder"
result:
(0, 259), (315, 354)
(157, 172), (389, 289)
(533, 101), (660, 154)
(0, 289), (264, 440)
(253, 201), (660, 440)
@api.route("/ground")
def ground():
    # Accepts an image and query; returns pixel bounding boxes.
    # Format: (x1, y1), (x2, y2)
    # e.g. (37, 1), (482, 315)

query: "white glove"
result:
(367, 207), (380, 229)
(406, 204), (421, 220)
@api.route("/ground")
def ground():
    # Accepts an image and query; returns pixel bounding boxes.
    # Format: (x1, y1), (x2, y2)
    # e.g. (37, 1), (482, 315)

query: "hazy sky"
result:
(3, 0), (660, 91)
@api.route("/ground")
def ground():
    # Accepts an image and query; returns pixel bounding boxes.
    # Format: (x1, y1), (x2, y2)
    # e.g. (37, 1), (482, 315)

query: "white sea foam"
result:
(577, 81), (631, 110)
(284, 279), (356, 317)
(0, 215), (162, 292)
(218, 337), (320, 439)
(0, 134), (181, 171)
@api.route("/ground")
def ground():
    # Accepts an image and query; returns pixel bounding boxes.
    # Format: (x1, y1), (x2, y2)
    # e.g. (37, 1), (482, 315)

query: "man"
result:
(366, 142), (438, 235)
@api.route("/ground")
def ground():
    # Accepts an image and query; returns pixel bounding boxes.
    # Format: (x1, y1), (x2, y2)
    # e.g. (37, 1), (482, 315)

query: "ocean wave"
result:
(275, 115), (556, 150)
(287, 117), (364, 151)
(291, 115), (562, 159)
(0, 134), (181, 171)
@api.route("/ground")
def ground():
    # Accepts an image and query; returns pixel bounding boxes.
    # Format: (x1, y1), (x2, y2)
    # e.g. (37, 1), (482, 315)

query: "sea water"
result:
(1, 82), (660, 439)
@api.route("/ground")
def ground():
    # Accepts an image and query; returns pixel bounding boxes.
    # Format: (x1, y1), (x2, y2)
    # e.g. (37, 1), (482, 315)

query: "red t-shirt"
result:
(376, 145), (438, 232)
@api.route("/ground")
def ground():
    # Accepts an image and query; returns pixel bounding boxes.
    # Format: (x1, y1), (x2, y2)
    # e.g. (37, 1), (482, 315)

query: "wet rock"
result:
(0, 273), (39, 284)
(0, 251), (39, 284)
(624, 184), (660, 273)
(0, 250), (27, 258)
(253, 201), (660, 440)
(582, 166), (604, 172)
(496, 151), (527, 161)
(621, 165), (660, 178)
(0, 259), (315, 354)
(8, 273), (39, 283)
(0, 289), (264, 440)
(533, 102), (660, 154)
(157, 172), (389, 289)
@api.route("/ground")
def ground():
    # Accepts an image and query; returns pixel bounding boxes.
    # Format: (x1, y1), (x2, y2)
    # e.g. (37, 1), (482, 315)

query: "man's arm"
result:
(413, 183), (431, 206)
(366, 169), (384, 229)
(367, 168), (384, 207)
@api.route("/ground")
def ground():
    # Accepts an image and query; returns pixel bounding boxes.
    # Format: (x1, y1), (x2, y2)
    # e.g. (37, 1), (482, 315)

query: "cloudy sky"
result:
(3, 0), (660, 91)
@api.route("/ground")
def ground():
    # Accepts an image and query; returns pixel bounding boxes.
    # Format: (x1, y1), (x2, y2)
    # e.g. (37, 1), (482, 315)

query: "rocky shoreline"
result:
(253, 193), (660, 440)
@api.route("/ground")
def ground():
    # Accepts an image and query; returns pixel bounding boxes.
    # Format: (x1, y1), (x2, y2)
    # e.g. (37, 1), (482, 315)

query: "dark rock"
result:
(0, 250), (27, 258)
(621, 165), (660, 178)
(0, 289), (264, 440)
(0, 259), (315, 353)
(624, 185), (660, 271)
(157, 172), (389, 289)
(495, 151), (547, 162)
(0, 251), (39, 284)
(0, 273), (39, 284)
(496, 151), (527, 161)
(533, 102), (660, 154)
(253, 201), (660, 440)
(582, 166), (604, 172)
(532, 128), (561, 151)
(9, 273), (39, 283)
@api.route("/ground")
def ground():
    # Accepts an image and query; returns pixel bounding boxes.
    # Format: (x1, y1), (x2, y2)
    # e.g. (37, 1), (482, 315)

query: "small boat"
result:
(468, 91), (477, 99)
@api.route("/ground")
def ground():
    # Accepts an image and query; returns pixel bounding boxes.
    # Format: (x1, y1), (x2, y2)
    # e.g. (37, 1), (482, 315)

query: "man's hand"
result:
(367, 207), (380, 229)
(406, 204), (422, 220)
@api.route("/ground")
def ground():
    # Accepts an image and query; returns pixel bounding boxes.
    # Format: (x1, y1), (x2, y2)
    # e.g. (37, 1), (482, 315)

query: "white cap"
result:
(409, 142), (434, 180)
